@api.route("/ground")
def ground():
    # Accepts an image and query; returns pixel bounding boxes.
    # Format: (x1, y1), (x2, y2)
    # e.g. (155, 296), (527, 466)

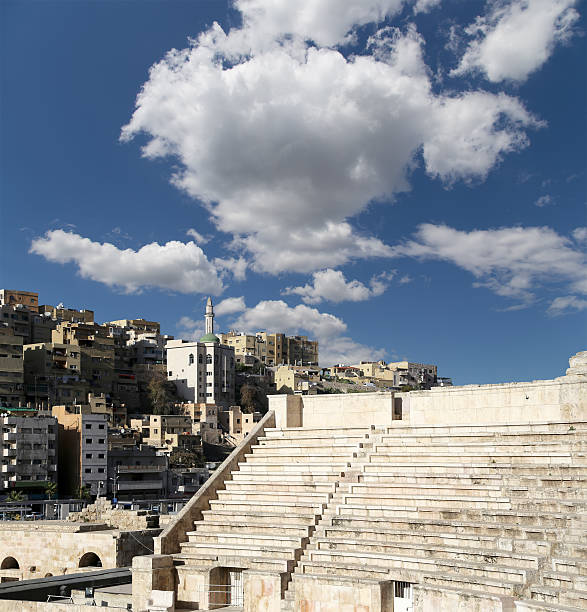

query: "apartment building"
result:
(0, 413), (58, 495)
(0, 326), (25, 407)
(0, 290), (38, 312)
(38, 304), (94, 324)
(52, 405), (108, 497)
(218, 331), (318, 366)
(52, 322), (115, 396)
(108, 446), (168, 499)
(167, 298), (235, 407)
(129, 414), (201, 455)
(274, 365), (321, 394)
(176, 402), (221, 444)
(346, 360), (438, 389)
(107, 319), (160, 334)
(23, 342), (86, 407)
(218, 405), (261, 445)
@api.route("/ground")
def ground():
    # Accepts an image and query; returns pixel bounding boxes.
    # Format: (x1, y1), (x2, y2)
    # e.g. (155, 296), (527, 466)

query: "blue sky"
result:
(1, 0), (585, 384)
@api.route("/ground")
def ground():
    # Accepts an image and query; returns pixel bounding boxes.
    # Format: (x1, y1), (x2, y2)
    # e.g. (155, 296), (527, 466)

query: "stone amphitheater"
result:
(126, 352), (587, 611)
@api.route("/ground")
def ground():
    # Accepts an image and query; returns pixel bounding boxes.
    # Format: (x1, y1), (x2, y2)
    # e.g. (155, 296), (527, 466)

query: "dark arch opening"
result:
(44, 573), (53, 578)
(0, 557), (19, 570)
(78, 552), (102, 568)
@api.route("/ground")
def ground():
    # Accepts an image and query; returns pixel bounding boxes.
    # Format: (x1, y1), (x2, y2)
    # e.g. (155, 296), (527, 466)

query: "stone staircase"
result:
(173, 425), (382, 599)
(284, 421), (587, 610)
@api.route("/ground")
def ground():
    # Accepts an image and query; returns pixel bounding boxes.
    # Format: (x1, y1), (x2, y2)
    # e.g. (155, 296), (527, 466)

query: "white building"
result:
(166, 298), (235, 408)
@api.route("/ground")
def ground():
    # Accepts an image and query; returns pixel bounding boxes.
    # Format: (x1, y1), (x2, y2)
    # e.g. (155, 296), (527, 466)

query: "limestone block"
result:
(148, 589), (175, 612)
(132, 554), (175, 612)
(244, 570), (285, 612)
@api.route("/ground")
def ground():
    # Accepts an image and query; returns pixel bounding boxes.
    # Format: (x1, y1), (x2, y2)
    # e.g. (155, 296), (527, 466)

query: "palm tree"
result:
(45, 482), (58, 499)
(77, 485), (91, 501)
(6, 490), (24, 502)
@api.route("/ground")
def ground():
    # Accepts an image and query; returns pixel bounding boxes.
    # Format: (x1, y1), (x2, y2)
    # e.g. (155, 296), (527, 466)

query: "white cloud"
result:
(393, 224), (587, 304)
(214, 256), (248, 281)
(413, 0), (441, 14)
(186, 228), (210, 244)
(177, 316), (205, 341)
(453, 0), (579, 83)
(572, 227), (587, 244)
(215, 296), (247, 316)
(284, 269), (393, 304)
(535, 194), (555, 207)
(30, 229), (225, 295)
(398, 275), (412, 284)
(547, 295), (587, 316)
(235, 0), (406, 48)
(230, 299), (385, 365)
(121, 23), (538, 274)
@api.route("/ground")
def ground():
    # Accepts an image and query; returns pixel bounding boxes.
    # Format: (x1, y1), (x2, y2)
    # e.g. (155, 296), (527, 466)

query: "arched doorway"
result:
(44, 573), (53, 578)
(78, 552), (102, 568)
(0, 557), (19, 570)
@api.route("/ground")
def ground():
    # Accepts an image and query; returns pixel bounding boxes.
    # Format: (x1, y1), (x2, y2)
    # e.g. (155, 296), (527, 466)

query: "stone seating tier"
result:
(170, 420), (586, 611)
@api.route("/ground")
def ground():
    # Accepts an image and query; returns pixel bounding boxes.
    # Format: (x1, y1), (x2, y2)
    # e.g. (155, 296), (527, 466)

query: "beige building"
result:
(0, 326), (24, 407)
(218, 405), (261, 445)
(52, 322), (115, 397)
(23, 342), (86, 408)
(38, 304), (94, 324)
(52, 405), (108, 496)
(218, 331), (318, 366)
(129, 414), (201, 455)
(0, 290), (38, 312)
(107, 318), (160, 334)
(0, 413), (58, 496)
(177, 402), (222, 444)
(274, 364), (321, 394)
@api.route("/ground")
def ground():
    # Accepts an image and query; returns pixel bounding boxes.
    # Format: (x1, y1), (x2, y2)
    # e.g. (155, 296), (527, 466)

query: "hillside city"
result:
(0, 288), (451, 508)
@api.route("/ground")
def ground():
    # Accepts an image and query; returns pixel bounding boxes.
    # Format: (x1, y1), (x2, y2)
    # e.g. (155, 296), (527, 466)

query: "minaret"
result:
(205, 296), (214, 336)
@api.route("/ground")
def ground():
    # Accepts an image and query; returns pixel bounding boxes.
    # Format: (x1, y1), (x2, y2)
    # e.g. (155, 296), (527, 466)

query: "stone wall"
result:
(68, 498), (159, 530)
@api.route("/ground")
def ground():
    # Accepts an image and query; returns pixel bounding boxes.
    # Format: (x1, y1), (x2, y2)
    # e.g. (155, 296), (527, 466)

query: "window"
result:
(198, 354), (203, 363)
(168, 371), (172, 376)
(86, 438), (92, 444)
(98, 424), (105, 430)
(206, 355), (212, 364)
(85, 468), (91, 474)
(85, 453), (92, 459)
(85, 423), (92, 430)
(189, 353), (194, 365)
(98, 439), (105, 444)
(98, 453), (105, 459)
(98, 468), (105, 473)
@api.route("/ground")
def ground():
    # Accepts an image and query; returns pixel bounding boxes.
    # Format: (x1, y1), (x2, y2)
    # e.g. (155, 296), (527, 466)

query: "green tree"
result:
(45, 482), (58, 499)
(169, 448), (205, 469)
(240, 384), (257, 413)
(6, 490), (24, 502)
(77, 485), (91, 501)
(147, 370), (179, 415)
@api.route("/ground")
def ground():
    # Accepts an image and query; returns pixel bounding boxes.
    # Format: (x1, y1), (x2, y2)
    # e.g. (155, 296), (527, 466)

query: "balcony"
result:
(116, 465), (166, 473)
(1, 465), (15, 473)
(2, 432), (16, 442)
(116, 480), (164, 490)
(2, 448), (16, 458)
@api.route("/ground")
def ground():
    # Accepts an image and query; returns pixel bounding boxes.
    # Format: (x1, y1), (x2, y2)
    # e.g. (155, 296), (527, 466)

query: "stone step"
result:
(215, 490), (331, 504)
(374, 442), (587, 454)
(231, 471), (341, 483)
(201, 509), (318, 526)
(300, 552), (527, 585)
(326, 514), (573, 538)
(309, 537), (539, 569)
(186, 531), (306, 548)
(244, 452), (356, 462)
(383, 422), (587, 436)
(531, 584), (587, 609)
(208, 499), (325, 514)
(335, 504), (578, 526)
(362, 462), (587, 475)
(254, 441), (362, 451)
(181, 541), (300, 559)
(379, 433), (587, 445)
(318, 525), (554, 557)
(174, 552), (293, 574)
(368, 452), (582, 464)
(344, 482), (505, 498)
(191, 521), (311, 538)
(237, 462), (349, 473)
(263, 427), (375, 438)
(359, 472), (587, 487)
(337, 493), (512, 510)
(224, 480), (337, 494)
